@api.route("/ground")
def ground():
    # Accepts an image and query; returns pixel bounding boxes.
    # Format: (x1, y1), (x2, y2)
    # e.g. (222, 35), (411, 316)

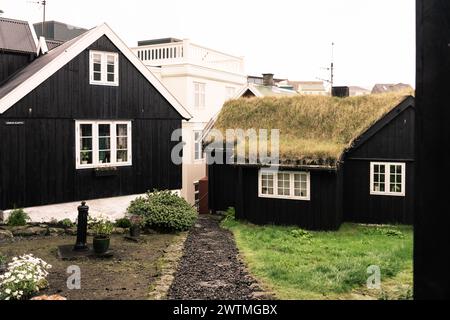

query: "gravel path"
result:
(168, 215), (269, 300)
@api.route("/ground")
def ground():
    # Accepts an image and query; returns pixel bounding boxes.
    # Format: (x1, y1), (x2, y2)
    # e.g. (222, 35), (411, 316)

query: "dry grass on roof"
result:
(210, 90), (413, 166)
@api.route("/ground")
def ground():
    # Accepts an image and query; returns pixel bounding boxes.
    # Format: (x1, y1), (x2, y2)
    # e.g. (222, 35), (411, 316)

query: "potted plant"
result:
(81, 149), (90, 165)
(89, 217), (114, 254)
(129, 215), (142, 238)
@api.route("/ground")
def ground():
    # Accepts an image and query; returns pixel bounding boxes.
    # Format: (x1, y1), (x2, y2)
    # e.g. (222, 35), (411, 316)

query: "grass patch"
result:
(222, 219), (413, 300)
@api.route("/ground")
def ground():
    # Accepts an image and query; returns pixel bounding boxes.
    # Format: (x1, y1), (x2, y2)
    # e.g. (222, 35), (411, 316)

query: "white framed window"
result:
(194, 82), (205, 108)
(370, 162), (406, 197)
(259, 169), (310, 201)
(226, 86), (236, 100)
(194, 130), (204, 161)
(75, 121), (132, 169)
(89, 51), (119, 86)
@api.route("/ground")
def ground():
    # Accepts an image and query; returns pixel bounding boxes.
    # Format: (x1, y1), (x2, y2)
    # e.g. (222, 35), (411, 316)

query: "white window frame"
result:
(258, 169), (311, 201)
(194, 82), (206, 108)
(194, 130), (205, 161)
(370, 162), (406, 197)
(89, 51), (119, 86)
(75, 120), (132, 169)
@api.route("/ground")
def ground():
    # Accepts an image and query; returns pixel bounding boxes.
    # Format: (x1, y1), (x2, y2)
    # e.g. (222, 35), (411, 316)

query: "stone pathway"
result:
(168, 215), (270, 300)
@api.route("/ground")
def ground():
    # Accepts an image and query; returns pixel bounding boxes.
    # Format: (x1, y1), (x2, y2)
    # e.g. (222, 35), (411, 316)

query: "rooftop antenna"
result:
(317, 42), (335, 91)
(28, 0), (47, 36)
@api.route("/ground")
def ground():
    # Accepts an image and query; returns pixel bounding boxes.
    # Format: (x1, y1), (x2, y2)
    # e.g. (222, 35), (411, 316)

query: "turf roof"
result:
(207, 91), (413, 167)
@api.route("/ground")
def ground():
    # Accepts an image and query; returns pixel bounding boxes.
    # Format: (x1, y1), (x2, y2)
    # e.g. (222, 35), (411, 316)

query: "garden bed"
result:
(0, 233), (178, 300)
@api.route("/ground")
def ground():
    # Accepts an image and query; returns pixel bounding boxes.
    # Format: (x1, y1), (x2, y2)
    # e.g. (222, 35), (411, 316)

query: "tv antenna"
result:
(317, 42), (335, 90)
(28, 0), (47, 36)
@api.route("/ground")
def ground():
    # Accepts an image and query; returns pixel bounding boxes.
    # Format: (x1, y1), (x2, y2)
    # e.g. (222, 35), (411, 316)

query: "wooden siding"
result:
(0, 35), (182, 210)
(415, 0), (450, 299)
(0, 51), (34, 85)
(343, 105), (415, 225)
(237, 168), (341, 231)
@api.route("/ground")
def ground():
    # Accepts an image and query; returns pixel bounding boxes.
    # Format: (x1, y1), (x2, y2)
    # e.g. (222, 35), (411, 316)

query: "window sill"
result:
(258, 194), (311, 202)
(370, 191), (405, 197)
(89, 81), (119, 87)
(76, 163), (132, 170)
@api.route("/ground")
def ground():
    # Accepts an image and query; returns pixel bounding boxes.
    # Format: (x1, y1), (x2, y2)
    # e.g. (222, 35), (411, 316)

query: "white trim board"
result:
(0, 23), (192, 120)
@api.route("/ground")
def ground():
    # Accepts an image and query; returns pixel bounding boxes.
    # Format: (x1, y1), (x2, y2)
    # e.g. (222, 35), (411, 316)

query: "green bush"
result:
(58, 219), (74, 229)
(115, 218), (132, 229)
(7, 209), (30, 227)
(290, 229), (313, 240)
(127, 190), (197, 232)
(362, 226), (404, 239)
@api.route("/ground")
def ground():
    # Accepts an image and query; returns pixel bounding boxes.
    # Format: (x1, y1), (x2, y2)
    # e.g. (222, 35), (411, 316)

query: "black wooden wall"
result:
(415, 0), (450, 300)
(235, 167), (341, 231)
(0, 36), (182, 210)
(0, 51), (34, 85)
(343, 104), (415, 225)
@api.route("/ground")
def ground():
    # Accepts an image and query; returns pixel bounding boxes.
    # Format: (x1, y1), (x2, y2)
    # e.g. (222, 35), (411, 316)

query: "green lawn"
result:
(222, 218), (413, 300)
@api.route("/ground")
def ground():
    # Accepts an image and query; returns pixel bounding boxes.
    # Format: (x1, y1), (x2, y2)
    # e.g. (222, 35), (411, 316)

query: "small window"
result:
(259, 169), (310, 201)
(194, 131), (204, 161)
(90, 51), (119, 86)
(370, 162), (406, 196)
(194, 82), (206, 108)
(76, 121), (131, 169)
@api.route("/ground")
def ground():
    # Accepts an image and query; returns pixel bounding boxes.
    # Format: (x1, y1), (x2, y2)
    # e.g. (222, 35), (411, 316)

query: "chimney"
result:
(262, 73), (275, 86)
(332, 86), (350, 98)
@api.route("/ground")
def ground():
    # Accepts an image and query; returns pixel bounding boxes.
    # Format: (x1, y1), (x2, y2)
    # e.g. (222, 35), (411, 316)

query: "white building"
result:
(131, 38), (246, 204)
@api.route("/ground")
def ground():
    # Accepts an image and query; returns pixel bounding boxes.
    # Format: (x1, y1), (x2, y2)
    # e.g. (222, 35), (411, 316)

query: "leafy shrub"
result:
(127, 190), (197, 232)
(290, 229), (313, 240)
(7, 209), (30, 227)
(58, 219), (74, 229)
(0, 254), (52, 300)
(115, 218), (132, 229)
(223, 207), (236, 222)
(89, 217), (114, 238)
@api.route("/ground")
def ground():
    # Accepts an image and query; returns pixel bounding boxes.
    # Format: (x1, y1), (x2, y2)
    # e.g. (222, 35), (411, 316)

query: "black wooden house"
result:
(206, 94), (414, 230)
(0, 19), (191, 210)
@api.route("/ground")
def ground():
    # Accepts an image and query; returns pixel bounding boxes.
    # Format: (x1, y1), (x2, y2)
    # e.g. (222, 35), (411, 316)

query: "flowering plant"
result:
(0, 254), (52, 300)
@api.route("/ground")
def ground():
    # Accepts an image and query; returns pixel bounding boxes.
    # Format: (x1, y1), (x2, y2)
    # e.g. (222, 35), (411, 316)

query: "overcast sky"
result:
(1, 0), (415, 89)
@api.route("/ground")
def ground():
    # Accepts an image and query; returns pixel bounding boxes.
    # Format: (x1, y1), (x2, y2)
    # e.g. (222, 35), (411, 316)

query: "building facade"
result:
(132, 39), (247, 204)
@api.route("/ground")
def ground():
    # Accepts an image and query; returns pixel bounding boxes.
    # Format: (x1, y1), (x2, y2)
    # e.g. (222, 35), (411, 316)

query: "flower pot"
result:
(93, 236), (110, 254)
(130, 225), (140, 238)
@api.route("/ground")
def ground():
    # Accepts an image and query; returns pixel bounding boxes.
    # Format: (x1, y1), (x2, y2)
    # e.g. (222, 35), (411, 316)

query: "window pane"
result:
(94, 72), (101, 81)
(99, 124), (110, 137)
(80, 151), (92, 164)
(117, 124), (127, 136)
(261, 173), (274, 195)
(277, 173), (290, 196)
(99, 151), (111, 164)
(81, 137), (92, 150)
(99, 137), (110, 150)
(116, 150), (128, 162)
(80, 124), (92, 137)
(117, 137), (128, 150)
(107, 73), (115, 82)
(94, 64), (101, 72)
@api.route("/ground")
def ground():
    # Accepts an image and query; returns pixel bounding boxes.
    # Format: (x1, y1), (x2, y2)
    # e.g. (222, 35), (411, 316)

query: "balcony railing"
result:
(132, 39), (245, 74)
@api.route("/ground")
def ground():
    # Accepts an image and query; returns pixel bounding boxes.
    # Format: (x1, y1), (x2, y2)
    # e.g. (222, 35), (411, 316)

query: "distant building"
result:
(287, 81), (328, 96)
(247, 74), (286, 86)
(349, 86), (371, 97)
(238, 74), (298, 98)
(372, 83), (413, 94)
(33, 21), (87, 42)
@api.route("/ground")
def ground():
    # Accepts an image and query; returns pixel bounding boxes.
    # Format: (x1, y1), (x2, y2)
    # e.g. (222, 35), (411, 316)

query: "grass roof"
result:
(208, 91), (413, 167)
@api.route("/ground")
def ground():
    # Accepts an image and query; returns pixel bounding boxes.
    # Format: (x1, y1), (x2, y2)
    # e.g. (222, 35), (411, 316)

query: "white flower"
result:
(5, 289), (11, 294)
